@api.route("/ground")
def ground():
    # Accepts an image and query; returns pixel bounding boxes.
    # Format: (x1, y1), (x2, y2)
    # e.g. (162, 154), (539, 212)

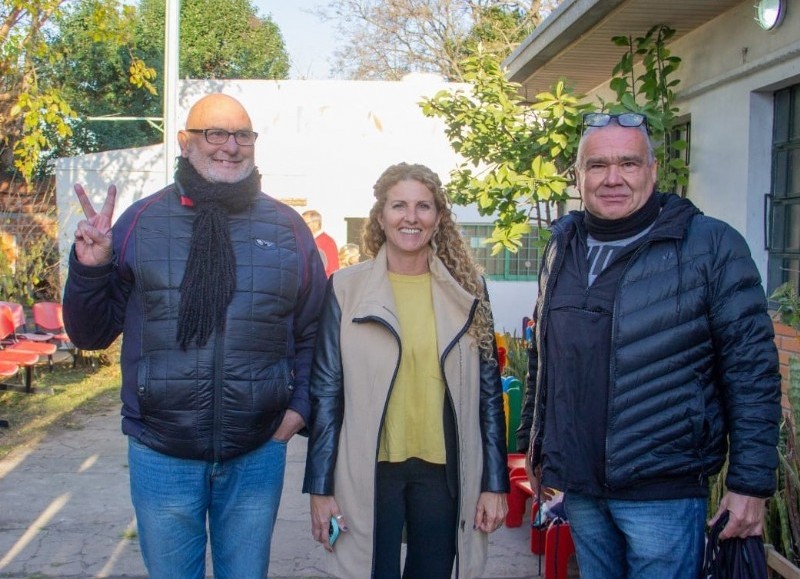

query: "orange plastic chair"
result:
(0, 360), (19, 426)
(26, 302), (71, 346)
(543, 521), (576, 579)
(507, 452), (526, 476)
(0, 301), (26, 331)
(0, 345), (40, 392)
(506, 475), (533, 527)
(26, 302), (88, 367)
(0, 304), (57, 373)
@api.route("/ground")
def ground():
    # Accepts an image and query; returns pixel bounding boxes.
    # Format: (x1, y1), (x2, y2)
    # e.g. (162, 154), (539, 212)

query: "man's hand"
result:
(525, 452), (555, 501)
(272, 409), (304, 442)
(709, 491), (766, 539)
(73, 183), (117, 266)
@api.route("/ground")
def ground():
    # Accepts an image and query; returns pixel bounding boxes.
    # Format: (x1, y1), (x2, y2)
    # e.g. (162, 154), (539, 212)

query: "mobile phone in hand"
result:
(329, 516), (340, 547)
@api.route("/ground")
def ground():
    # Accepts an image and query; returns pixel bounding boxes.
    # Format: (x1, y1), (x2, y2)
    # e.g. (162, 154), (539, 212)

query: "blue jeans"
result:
(128, 437), (287, 579)
(563, 493), (707, 579)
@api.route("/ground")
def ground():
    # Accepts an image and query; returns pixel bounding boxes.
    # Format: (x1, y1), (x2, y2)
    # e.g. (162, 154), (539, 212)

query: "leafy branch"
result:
(420, 46), (589, 254)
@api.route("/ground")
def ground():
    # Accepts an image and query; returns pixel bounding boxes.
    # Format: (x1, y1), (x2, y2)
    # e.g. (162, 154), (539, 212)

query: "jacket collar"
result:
(553, 192), (701, 242)
(353, 245), (479, 352)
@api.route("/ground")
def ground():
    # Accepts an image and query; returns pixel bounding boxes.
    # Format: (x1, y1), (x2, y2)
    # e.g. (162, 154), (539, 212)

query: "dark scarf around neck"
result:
(584, 191), (660, 241)
(174, 157), (261, 350)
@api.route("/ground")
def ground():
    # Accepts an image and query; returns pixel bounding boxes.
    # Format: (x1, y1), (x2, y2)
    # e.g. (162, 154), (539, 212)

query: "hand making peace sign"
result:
(73, 183), (117, 267)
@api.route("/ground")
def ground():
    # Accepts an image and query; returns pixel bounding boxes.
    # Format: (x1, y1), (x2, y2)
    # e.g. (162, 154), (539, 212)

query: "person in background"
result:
(304, 209), (339, 277)
(303, 162), (509, 579)
(517, 111), (781, 578)
(337, 242), (361, 268)
(63, 93), (327, 579)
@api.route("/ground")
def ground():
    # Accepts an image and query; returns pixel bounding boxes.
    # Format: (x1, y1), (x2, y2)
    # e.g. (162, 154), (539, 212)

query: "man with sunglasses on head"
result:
(517, 111), (781, 578)
(63, 93), (327, 578)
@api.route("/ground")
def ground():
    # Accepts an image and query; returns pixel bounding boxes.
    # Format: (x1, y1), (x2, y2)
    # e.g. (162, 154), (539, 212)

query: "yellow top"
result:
(378, 272), (446, 464)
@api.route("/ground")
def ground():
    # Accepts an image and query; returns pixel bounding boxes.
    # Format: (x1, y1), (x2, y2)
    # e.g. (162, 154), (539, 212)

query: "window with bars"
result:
(345, 218), (541, 281)
(767, 84), (800, 294)
(461, 224), (540, 281)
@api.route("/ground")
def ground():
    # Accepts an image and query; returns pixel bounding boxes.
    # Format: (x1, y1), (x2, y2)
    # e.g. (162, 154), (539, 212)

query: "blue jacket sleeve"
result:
(63, 212), (135, 350)
(710, 224), (781, 497)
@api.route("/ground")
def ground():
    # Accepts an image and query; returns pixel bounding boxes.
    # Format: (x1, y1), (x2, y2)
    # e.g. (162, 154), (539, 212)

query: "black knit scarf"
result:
(584, 191), (660, 241)
(174, 157), (261, 350)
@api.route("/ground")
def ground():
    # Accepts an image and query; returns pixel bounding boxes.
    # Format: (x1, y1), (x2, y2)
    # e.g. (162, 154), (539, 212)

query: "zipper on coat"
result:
(364, 316), (402, 579)
(440, 297), (477, 579)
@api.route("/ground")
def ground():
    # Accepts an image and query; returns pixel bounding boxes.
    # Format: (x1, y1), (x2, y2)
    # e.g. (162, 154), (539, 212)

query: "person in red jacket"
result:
(303, 209), (339, 277)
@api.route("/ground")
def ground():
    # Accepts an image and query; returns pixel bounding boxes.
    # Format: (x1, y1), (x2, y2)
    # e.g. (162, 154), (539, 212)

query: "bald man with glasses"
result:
(516, 111), (780, 578)
(63, 93), (327, 579)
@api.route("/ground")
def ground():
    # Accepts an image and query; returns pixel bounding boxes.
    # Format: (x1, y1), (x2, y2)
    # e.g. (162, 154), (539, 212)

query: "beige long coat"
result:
(305, 246), (507, 578)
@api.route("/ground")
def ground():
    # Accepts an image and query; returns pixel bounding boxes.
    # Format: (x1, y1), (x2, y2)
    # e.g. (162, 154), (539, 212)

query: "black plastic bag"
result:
(702, 511), (768, 579)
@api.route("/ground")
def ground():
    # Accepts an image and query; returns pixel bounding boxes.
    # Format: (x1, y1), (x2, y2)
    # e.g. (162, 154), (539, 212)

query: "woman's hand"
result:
(310, 495), (347, 552)
(474, 491), (508, 533)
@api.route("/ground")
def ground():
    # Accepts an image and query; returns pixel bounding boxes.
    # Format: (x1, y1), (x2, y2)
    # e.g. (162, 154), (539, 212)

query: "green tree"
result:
(135, 0), (289, 83)
(607, 24), (688, 194)
(44, 0), (289, 157)
(421, 47), (589, 253)
(422, 26), (687, 252)
(46, 0), (161, 158)
(1, 0), (156, 182)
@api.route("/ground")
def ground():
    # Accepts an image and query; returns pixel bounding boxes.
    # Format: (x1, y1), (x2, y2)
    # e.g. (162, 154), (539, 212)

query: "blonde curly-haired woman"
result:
(303, 162), (509, 578)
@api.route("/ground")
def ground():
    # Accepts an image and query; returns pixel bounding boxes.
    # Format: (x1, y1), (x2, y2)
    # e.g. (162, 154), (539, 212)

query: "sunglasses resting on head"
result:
(582, 112), (648, 132)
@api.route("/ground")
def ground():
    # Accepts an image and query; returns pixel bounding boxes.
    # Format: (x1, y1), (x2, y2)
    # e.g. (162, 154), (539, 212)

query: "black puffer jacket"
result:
(64, 185), (326, 461)
(518, 193), (781, 498)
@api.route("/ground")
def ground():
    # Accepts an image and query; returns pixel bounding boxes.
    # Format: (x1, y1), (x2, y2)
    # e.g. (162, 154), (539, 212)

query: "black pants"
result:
(374, 458), (457, 579)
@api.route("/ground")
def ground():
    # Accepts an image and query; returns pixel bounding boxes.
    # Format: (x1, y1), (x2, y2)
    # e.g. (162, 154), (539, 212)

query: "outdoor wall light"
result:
(755, 0), (786, 30)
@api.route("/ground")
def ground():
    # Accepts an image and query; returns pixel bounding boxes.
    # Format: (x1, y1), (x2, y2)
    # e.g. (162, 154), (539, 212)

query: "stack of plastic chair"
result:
(0, 304), (57, 391)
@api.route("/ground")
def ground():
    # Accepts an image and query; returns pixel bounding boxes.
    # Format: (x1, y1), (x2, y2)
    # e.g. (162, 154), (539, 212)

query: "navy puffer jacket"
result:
(64, 185), (326, 462)
(518, 193), (781, 498)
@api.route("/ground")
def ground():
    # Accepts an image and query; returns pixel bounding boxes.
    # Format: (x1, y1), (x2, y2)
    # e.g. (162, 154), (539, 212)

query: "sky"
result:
(251, 1), (339, 79)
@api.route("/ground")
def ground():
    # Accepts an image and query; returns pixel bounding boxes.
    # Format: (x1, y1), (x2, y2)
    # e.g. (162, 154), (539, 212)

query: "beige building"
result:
(54, 77), (537, 335)
(504, 0), (800, 296)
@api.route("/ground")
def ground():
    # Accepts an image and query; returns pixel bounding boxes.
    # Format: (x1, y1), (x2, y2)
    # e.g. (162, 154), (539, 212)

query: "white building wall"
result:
(586, 1), (800, 283)
(54, 78), (537, 334)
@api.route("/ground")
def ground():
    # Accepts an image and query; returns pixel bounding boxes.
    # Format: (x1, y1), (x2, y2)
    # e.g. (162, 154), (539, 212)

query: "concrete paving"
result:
(0, 404), (548, 578)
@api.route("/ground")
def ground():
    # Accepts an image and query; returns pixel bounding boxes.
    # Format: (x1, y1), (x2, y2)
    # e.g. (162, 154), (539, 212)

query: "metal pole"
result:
(164, 0), (180, 185)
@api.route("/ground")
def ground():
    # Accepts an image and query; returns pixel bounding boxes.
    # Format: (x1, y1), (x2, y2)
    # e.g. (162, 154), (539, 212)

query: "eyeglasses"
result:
(582, 112), (648, 131)
(185, 128), (259, 146)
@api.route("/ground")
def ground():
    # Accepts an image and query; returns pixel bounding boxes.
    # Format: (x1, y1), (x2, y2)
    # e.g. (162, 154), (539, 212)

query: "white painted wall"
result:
(585, 0), (800, 283)
(54, 77), (537, 333)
